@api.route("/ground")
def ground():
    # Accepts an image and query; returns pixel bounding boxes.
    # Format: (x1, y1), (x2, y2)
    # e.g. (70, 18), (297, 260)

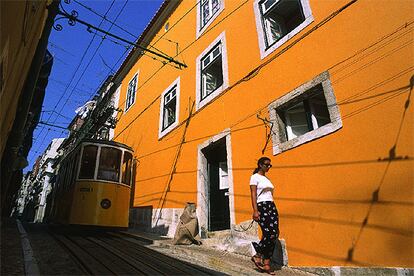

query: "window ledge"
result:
(159, 121), (179, 140)
(272, 120), (342, 155)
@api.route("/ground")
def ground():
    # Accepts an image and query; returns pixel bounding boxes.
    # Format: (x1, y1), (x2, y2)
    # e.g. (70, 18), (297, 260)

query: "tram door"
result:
(203, 138), (230, 231)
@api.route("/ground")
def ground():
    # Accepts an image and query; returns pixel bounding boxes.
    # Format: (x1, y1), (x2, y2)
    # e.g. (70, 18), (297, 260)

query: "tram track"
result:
(49, 227), (225, 275)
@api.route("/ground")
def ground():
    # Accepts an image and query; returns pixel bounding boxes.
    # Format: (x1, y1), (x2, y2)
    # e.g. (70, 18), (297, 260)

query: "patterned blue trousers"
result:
(252, 201), (279, 259)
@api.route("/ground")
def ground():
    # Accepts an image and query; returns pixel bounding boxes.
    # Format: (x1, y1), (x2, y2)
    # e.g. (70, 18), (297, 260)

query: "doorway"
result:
(203, 138), (229, 231)
(197, 130), (234, 234)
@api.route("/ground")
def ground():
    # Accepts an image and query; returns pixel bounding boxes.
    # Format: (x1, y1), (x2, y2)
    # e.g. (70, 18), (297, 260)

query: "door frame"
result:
(197, 129), (235, 235)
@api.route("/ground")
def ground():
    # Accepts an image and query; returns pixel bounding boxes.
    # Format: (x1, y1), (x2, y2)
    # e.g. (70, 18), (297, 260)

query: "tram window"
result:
(97, 147), (121, 182)
(122, 152), (133, 185)
(69, 153), (79, 186)
(64, 161), (73, 190)
(79, 145), (98, 179)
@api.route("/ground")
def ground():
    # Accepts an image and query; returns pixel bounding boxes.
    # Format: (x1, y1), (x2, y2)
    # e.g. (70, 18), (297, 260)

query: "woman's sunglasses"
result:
(263, 163), (272, 168)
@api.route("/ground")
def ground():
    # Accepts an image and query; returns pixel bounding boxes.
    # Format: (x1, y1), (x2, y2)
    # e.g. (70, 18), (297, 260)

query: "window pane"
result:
(262, 0), (305, 48)
(126, 75), (137, 109)
(162, 86), (177, 130)
(309, 91), (331, 128)
(261, 0), (277, 12)
(97, 147), (121, 182)
(264, 16), (284, 45)
(163, 96), (176, 130)
(202, 56), (211, 69)
(284, 101), (310, 140)
(78, 145), (97, 179)
(201, 58), (223, 99)
(201, 0), (221, 28)
(122, 152), (133, 185)
(212, 0), (220, 14)
(201, 0), (210, 26)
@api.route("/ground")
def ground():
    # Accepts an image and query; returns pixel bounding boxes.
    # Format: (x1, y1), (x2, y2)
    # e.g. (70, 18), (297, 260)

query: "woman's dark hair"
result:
(252, 157), (271, 174)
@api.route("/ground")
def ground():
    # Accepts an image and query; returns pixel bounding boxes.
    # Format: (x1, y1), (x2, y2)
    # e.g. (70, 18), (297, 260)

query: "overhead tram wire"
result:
(54, 0), (131, 120)
(34, 0), (116, 140)
(31, 0), (117, 159)
(72, 0), (173, 58)
(39, 0), (186, 147)
(54, 3), (187, 69)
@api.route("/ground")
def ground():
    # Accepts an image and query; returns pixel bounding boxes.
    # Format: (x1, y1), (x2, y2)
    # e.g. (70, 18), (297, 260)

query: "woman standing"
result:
(250, 157), (278, 275)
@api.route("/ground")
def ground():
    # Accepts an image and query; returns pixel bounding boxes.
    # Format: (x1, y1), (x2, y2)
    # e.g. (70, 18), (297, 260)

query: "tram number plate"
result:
(80, 187), (93, 192)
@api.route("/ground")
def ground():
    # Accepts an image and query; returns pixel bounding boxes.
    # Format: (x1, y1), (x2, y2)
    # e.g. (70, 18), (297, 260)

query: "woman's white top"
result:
(250, 173), (274, 203)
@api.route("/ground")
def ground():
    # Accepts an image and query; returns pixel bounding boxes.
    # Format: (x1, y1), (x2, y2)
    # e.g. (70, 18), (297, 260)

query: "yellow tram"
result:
(48, 139), (134, 228)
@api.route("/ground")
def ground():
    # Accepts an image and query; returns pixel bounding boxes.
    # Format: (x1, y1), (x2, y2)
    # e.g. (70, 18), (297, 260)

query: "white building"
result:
(28, 138), (65, 222)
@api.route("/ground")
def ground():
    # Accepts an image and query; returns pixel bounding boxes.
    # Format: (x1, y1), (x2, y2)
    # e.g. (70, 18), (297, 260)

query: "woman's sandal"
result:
(251, 254), (264, 271)
(262, 263), (275, 275)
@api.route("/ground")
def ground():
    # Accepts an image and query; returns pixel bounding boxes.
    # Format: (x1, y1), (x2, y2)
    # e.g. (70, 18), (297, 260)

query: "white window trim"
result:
(253, 0), (314, 60)
(158, 77), (181, 139)
(125, 71), (139, 113)
(268, 71), (342, 155)
(196, 0), (225, 39)
(195, 31), (229, 111)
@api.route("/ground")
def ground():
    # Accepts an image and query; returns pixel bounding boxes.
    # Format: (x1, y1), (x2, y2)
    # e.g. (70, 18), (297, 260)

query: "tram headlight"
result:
(100, 198), (111, 209)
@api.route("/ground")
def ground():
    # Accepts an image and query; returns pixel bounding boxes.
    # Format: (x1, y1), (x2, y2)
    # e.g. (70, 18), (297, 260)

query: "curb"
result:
(16, 220), (40, 276)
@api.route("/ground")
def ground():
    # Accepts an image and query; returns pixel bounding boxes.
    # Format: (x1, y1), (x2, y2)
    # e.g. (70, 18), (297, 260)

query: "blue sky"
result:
(25, 0), (163, 173)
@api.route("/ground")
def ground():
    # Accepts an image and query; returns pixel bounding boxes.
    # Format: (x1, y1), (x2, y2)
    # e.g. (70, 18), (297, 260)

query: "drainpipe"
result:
(1, 0), (60, 215)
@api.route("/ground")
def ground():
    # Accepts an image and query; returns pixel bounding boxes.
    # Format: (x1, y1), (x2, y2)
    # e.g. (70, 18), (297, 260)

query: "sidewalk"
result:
(123, 229), (316, 276)
(123, 229), (414, 276)
(2, 218), (412, 276)
(1, 218), (25, 275)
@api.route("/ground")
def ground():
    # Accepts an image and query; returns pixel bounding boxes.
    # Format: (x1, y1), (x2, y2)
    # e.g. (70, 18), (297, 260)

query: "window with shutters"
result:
(254, 0), (313, 59)
(196, 0), (224, 38)
(159, 77), (180, 138)
(125, 73), (138, 112)
(268, 72), (342, 155)
(196, 32), (229, 111)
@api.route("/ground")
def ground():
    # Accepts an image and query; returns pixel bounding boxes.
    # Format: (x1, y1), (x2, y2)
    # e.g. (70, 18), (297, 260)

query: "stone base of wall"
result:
(129, 207), (183, 238)
(129, 209), (289, 266)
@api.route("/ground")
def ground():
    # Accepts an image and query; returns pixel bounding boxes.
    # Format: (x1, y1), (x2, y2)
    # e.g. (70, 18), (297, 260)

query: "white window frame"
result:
(196, 0), (225, 39)
(268, 71), (342, 155)
(253, 0), (313, 59)
(159, 77), (180, 139)
(125, 71), (139, 112)
(196, 31), (229, 111)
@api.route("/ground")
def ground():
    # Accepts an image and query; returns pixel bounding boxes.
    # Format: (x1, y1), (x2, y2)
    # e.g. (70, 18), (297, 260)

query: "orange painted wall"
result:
(114, 0), (413, 267)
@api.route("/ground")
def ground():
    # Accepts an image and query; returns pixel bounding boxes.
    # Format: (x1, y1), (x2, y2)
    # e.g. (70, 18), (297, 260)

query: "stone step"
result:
(149, 242), (315, 276)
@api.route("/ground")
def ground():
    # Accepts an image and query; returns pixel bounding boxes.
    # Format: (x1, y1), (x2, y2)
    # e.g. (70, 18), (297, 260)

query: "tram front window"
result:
(79, 145), (98, 179)
(97, 147), (121, 182)
(122, 152), (133, 185)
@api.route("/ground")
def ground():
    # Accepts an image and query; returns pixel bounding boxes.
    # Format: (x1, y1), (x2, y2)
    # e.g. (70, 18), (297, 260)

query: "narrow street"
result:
(24, 223), (225, 275)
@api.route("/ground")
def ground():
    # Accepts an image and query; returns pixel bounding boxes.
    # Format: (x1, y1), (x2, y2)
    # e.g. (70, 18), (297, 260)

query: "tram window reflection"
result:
(122, 152), (133, 185)
(79, 145), (98, 179)
(97, 147), (121, 182)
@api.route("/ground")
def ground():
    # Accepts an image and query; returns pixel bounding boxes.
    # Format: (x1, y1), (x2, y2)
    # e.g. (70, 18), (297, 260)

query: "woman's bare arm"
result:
(250, 185), (260, 221)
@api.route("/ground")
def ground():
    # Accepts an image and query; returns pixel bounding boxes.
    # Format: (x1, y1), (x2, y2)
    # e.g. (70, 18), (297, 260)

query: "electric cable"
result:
(30, 0), (117, 164)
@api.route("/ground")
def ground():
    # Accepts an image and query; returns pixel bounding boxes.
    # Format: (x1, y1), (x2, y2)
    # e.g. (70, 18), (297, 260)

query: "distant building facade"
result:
(15, 138), (64, 222)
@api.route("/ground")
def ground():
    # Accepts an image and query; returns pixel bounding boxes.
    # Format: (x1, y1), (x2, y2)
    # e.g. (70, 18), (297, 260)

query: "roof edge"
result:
(113, 0), (182, 85)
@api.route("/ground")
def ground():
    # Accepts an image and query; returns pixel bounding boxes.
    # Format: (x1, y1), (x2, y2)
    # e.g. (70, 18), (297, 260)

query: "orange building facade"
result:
(113, 0), (413, 267)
